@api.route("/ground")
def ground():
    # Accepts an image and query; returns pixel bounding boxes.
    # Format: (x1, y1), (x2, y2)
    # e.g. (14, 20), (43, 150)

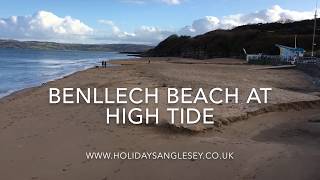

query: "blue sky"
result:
(0, 0), (317, 44)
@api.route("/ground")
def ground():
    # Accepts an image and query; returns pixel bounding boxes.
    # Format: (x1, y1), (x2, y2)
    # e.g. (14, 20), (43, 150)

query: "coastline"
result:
(2, 57), (320, 126)
(0, 56), (135, 101)
(1, 57), (320, 180)
(0, 67), (91, 102)
(0, 48), (135, 99)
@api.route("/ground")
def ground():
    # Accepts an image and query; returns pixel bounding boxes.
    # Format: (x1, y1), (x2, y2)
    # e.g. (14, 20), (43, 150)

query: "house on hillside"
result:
(246, 44), (305, 64)
(275, 44), (305, 62)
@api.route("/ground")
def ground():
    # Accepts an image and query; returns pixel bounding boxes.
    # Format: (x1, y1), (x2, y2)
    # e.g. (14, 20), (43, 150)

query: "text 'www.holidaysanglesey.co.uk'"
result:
(85, 151), (235, 160)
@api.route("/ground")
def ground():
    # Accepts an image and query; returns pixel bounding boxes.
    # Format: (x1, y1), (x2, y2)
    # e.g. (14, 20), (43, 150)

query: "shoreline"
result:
(1, 57), (320, 179)
(2, 57), (320, 124)
(2, 57), (319, 129)
(0, 69), (89, 101)
(0, 57), (135, 101)
(2, 57), (320, 119)
(0, 67), (90, 102)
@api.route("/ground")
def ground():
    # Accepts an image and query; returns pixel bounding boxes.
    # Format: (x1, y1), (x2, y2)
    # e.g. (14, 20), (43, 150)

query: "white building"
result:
(275, 44), (305, 62)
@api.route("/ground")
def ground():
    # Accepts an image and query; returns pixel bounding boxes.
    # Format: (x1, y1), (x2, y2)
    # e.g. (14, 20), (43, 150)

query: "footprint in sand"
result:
(61, 163), (72, 173)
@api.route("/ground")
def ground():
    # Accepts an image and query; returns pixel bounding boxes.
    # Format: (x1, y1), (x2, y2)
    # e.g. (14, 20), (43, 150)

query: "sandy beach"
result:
(1, 57), (320, 180)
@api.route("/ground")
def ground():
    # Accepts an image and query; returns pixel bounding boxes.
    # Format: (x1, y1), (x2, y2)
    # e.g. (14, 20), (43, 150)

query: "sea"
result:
(0, 48), (133, 98)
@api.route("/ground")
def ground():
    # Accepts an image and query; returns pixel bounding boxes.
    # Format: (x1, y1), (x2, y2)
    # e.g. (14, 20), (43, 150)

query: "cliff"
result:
(0, 39), (153, 53)
(146, 19), (319, 59)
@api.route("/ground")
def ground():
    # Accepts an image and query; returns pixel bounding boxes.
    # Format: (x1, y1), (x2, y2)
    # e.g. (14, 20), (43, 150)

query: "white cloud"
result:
(97, 20), (171, 44)
(0, 5), (316, 44)
(161, 0), (181, 5)
(121, 0), (182, 5)
(179, 16), (220, 35)
(179, 5), (315, 36)
(98, 20), (122, 35)
(0, 11), (93, 42)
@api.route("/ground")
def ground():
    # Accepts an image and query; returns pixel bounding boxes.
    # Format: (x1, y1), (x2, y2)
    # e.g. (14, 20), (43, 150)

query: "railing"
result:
(296, 57), (320, 64)
(246, 54), (283, 65)
(247, 54), (320, 65)
(246, 54), (280, 62)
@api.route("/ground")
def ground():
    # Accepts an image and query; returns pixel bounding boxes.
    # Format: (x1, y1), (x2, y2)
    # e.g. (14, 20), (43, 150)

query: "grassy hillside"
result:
(0, 39), (153, 53)
(146, 19), (319, 59)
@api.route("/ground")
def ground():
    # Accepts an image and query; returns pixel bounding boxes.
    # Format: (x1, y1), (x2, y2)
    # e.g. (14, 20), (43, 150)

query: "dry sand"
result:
(0, 57), (320, 180)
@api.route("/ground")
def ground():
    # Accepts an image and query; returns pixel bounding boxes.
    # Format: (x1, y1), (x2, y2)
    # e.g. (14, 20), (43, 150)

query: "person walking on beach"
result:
(101, 60), (108, 68)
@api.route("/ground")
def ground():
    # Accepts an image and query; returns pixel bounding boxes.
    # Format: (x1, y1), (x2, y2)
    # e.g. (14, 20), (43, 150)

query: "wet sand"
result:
(0, 57), (319, 180)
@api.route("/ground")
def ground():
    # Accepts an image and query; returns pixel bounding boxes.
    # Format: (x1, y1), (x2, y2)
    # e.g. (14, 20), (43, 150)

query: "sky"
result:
(0, 0), (318, 44)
